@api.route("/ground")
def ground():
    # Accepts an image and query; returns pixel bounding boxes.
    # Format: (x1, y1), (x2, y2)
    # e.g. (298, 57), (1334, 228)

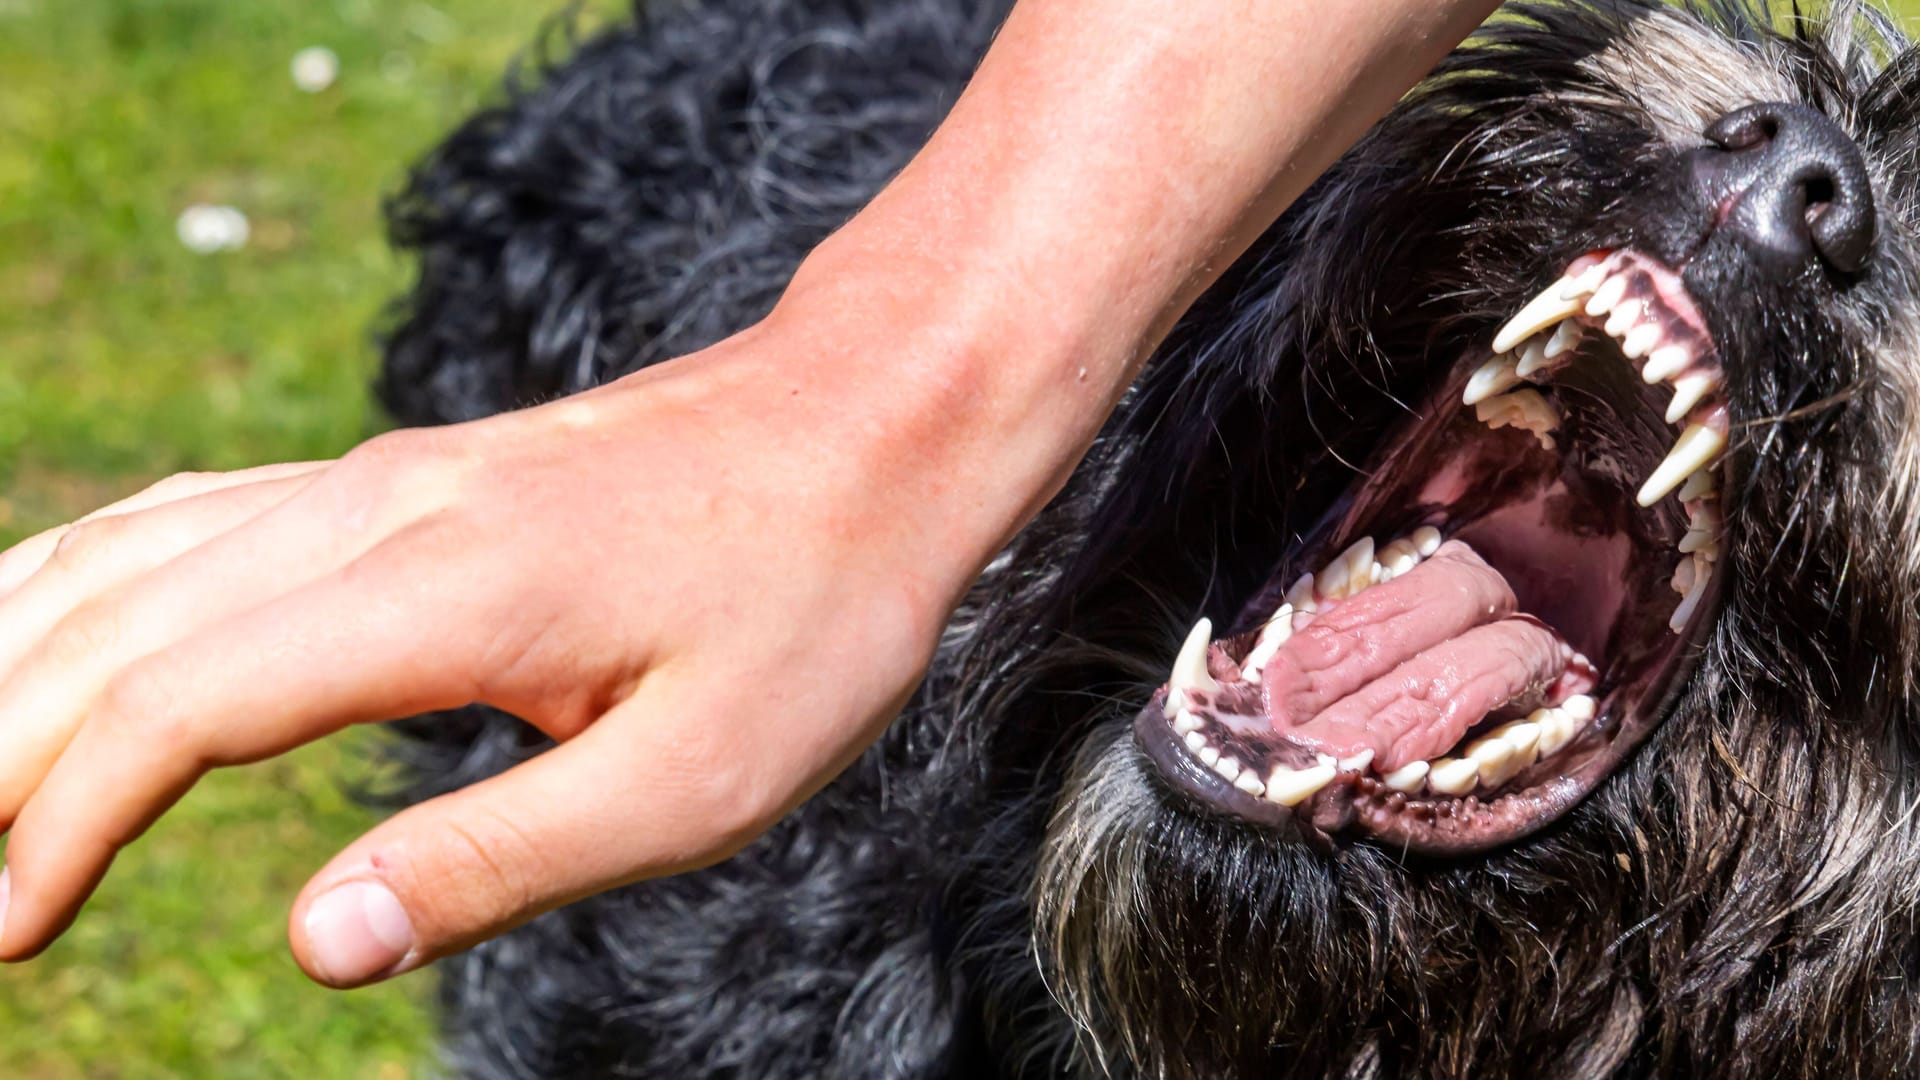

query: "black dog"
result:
(375, 1), (1920, 1075)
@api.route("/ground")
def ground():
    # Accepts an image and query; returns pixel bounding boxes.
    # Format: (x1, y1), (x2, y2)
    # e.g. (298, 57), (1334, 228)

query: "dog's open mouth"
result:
(1135, 250), (1731, 854)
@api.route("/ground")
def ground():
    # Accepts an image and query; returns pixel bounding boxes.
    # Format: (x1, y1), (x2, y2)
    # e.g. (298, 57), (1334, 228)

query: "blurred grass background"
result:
(0, 0), (615, 1075)
(5, 0), (1920, 1077)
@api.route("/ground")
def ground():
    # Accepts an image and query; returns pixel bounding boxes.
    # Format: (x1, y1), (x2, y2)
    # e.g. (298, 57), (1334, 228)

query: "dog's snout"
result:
(1695, 102), (1876, 274)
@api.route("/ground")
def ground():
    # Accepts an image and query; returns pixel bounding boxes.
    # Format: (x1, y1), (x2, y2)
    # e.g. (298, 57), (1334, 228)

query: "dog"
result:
(373, 1), (1920, 1075)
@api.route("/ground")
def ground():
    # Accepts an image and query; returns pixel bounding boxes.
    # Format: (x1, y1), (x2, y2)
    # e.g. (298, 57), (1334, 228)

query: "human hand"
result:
(0, 291), (1021, 987)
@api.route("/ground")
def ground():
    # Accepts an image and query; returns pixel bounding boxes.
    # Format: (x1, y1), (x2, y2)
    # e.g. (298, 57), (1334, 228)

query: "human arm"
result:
(0, 0), (1500, 985)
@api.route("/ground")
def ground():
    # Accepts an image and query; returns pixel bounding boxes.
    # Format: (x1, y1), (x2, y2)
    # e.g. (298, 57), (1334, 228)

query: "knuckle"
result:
(337, 430), (474, 514)
(145, 471), (218, 501)
(95, 664), (193, 753)
(47, 517), (129, 574)
(42, 603), (122, 669)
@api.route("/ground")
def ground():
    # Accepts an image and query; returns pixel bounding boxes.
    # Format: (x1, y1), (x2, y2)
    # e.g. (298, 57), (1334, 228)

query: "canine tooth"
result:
(1338, 749), (1375, 772)
(1234, 771), (1267, 797)
(1168, 617), (1219, 714)
(1241, 617), (1292, 685)
(1174, 710), (1205, 735)
(1199, 745), (1221, 767)
(1185, 730), (1207, 751)
(1464, 355), (1524, 405)
(1428, 757), (1480, 795)
(1412, 526), (1443, 556)
(1544, 319), (1583, 360)
(1584, 273), (1629, 317)
(1604, 299), (1643, 338)
(1622, 322), (1663, 360)
(1677, 470), (1717, 502)
(1215, 756), (1242, 781)
(1561, 695), (1597, 720)
(1664, 372), (1716, 424)
(1493, 279), (1590, 353)
(1382, 760), (1430, 792)
(1264, 763), (1337, 807)
(1637, 423), (1725, 507)
(1285, 573), (1317, 613)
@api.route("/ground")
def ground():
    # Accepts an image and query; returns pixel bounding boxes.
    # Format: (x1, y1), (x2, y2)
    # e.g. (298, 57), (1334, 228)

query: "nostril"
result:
(1697, 101), (1876, 274)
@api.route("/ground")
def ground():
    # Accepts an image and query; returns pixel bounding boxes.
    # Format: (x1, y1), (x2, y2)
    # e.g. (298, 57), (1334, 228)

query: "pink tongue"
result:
(1262, 540), (1588, 771)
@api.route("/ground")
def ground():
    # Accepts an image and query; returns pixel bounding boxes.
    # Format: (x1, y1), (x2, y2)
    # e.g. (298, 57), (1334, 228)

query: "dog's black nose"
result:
(1696, 102), (1876, 273)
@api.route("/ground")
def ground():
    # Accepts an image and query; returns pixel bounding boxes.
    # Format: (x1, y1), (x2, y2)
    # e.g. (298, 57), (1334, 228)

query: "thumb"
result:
(289, 687), (777, 988)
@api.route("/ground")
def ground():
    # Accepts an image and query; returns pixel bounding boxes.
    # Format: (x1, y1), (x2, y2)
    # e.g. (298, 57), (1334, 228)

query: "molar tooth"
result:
(1641, 343), (1690, 384)
(1637, 423), (1726, 507)
(1670, 563), (1710, 632)
(1493, 277), (1591, 353)
(1317, 556), (1350, 599)
(1338, 749), (1375, 772)
(1584, 273), (1629, 317)
(1517, 336), (1550, 380)
(1664, 372), (1716, 425)
(1535, 708), (1576, 756)
(1677, 470), (1717, 502)
(1544, 319), (1584, 360)
(1500, 721), (1542, 756)
(1412, 526), (1443, 556)
(1264, 763), (1337, 807)
(1679, 503), (1722, 555)
(1464, 354), (1524, 405)
(1173, 710), (1205, 735)
(1468, 734), (1515, 768)
(1382, 760), (1430, 792)
(1604, 298), (1643, 338)
(1199, 745), (1221, 767)
(1427, 757), (1480, 795)
(1561, 695), (1597, 720)
(1215, 756), (1242, 781)
(1234, 771), (1267, 797)
(1671, 555), (1697, 596)
(1622, 322), (1663, 360)
(1185, 730), (1207, 751)
(1167, 616), (1219, 714)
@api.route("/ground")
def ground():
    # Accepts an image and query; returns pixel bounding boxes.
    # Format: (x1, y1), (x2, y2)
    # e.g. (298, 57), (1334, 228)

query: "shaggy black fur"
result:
(375, 1), (1920, 1075)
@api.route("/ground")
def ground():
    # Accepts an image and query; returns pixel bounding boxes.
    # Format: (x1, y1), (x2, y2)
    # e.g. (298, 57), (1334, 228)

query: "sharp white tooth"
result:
(1637, 423), (1726, 507)
(1315, 753), (1337, 768)
(1544, 319), (1583, 360)
(1468, 734), (1515, 771)
(1604, 298), (1643, 338)
(1584, 273), (1629, 317)
(1285, 573), (1317, 613)
(1664, 372), (1716, 424)
(1199, 745), (1221, 767)
(1561, 694), (1597, 720)
(1317, 556), (1350, 599)
(1169, 617), (1219, 713)
(1412, 526), (1443, 556)
(1233, 771), (1267, 797)
(1493, 279), (1590, 353)
(1638, 343), (1687, 383)
(1677, 470), (1717, 502)
(1499, 720), (1542, 756)
(1670, 565), (1710, 632)
(1338, 749), (1375, 772)
(1241, 618), (1292, 685)
(1561, 260), (1610, 298)
(1464, 354), (1524, 405)
(1185, 730), (1207, 751)
(1263, 603), (1295, 633)
(1382, 760), (1430, 792)
(1679, 504), (1721, 554)
(1264, 763), (1337, 807)
(1517, 336), (1551, 380)
(1215, 756), (1242, 781)
(1623, 322), (1663, 360)
(1427, 757), (1480, 795)
(1342, 537), (1376, 593)
(1173, 710), (1205, 735)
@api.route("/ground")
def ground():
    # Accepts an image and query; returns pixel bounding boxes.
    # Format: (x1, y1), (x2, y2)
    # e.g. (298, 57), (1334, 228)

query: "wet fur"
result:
(375, 1), (1920, 1075)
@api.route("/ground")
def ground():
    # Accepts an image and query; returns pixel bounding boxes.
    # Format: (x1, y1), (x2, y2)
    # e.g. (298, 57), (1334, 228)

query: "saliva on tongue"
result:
(1261, 541), (1596, 772)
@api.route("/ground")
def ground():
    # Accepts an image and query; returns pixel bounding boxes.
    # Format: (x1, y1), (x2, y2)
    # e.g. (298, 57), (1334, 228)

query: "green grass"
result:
(0, 1), (615, 1075)
(4, 0), (1920, 1076)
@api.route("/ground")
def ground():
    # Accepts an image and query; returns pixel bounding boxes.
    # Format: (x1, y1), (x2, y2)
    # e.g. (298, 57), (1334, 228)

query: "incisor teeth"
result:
(1173, 710), (1205, 735)
(1265, 763), (1337, 807)
(1382, 760), (1430, 792)
(1215, 756), (1242, 781)
(1167, 617), (1218, 714)
(1642, 343), (1690, 384)
(1199, 745), (1221, 767)
(1338, 749), (1375, 772)
(1493, 277), (1591, 353)
(1664, 372), (1715, 424)
(1604, 299), (1642, 338)
(1622, 322), (1662, 360)
(1464, 355), (1524, 405)
(1428, 757), (1480, 795)
(1234, 771), (1266, 797)
(1184, 730), (1207, 751)
(1585, 274), (1629, 317)
(1637, 423), (1726, 507)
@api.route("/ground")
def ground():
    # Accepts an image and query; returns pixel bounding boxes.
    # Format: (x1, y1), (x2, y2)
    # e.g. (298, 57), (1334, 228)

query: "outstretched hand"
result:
(0, 297), (1001, 987)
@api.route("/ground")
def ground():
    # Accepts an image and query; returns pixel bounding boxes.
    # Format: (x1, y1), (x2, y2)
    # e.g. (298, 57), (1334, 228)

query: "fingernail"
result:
(304, 879), (414, 986)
